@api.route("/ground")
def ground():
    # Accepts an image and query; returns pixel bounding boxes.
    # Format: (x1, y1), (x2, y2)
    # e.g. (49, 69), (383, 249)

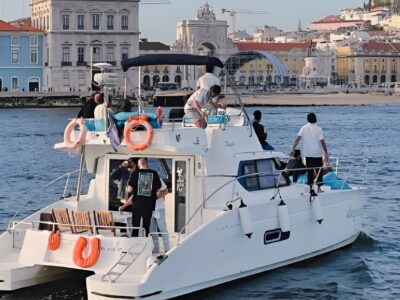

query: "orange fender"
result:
(48, 230), (60, 251)
(128, 114), (149, 122)
(156, 106), (163, 125)
(63, 118), (87, 150)
(73, 236), (101, 268)
(123, 119), (154, 151)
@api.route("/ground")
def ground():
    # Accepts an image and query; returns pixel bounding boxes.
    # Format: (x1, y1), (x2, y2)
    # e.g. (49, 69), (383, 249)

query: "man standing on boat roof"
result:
(196, 65), (220, 90)
(184, 85), (223, 128)
(119, 158), (162, 237)
(290, 112), (329, 196)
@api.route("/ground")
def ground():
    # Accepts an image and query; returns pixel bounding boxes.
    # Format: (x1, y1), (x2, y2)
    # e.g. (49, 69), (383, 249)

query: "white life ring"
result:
(63, 118), (87, 150)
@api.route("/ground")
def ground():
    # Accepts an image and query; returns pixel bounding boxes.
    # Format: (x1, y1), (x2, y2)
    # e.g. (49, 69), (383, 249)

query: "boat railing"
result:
(8, 220), (146, 249)
(7, 169), (82, 229)
(177, 157), (368, 244)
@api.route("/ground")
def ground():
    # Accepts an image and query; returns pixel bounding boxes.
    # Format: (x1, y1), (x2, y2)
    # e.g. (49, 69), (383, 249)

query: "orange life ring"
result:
(48, 230), (60, 251)
(156, 107), (163, 125)
(128, 114), (149, 122)
(73, 236), (101, 268)
(63, 118), (87, 150)
(123, 119), (154, 151)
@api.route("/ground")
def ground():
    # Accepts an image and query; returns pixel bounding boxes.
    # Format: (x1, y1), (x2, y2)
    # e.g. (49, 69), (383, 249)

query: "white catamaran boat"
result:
(0, 55), (366, 299)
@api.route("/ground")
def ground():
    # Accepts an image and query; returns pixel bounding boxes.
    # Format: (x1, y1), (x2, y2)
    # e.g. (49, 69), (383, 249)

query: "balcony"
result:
(61, 61), (72, 67)
(76, 61), (87, 67)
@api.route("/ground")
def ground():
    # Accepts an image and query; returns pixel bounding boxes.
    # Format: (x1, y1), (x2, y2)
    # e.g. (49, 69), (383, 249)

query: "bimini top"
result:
(122, 54), (224, 72)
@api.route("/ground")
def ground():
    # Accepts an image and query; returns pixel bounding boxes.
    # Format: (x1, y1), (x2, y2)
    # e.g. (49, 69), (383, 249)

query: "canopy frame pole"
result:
(76, 146), (85, 202)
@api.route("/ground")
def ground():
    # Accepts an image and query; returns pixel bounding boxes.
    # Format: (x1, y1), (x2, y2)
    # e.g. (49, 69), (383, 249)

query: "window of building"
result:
(11, 49), (19, 63)
(30, 36), (38, 46)
(93, 47), (101, 62)
(107, 15), (114, 30)
(92, 14), (100, 29)
(121, 47), (128, 61)
(31, 49), (38, 64)
(78, 47), (85, 63)
(11, 36), (19, 46)
(107, 47), (114, 62)
(121, 15), (128, 30)
(62, 47), (70, 62)
(77, 15), (85, 29)
(62, 15), (70, 30)
(78, 70), (85, 80)
(12, 77), (18, 91)
(47, 16), (50, 30)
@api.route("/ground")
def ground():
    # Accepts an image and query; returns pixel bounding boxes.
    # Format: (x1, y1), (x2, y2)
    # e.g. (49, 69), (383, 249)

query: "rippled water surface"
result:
(0, 105), (399, 299)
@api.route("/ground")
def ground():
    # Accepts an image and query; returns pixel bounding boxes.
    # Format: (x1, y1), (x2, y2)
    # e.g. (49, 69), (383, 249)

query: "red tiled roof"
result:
(312, 15), (365, 24)
(0, 19), (20, 31)
(362, 40), (400, 53)
(15, 24), (42, 32)
(0, 19), (42, 32)
(235, 42), (310, 52)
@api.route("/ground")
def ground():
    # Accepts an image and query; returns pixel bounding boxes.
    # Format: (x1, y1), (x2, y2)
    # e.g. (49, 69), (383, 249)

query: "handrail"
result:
(7, 170), (80, 228)
(177, 158), (368, 243)
(8, 220), (146, 237)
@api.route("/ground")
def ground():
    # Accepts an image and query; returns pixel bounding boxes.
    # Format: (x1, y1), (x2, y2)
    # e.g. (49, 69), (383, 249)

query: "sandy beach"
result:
(224, 92), (400, 106)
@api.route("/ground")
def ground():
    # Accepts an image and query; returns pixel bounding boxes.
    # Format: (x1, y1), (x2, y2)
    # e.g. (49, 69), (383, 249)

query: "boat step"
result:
(117, 262), (131, 266)
(108, 272), (121, 276)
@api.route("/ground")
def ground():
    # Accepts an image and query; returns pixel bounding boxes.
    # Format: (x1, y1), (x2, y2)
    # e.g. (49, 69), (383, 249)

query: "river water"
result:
(0, 105), (398, 299)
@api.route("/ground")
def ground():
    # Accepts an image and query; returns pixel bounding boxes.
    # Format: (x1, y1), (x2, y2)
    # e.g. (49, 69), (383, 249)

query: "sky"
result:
(1, 0), (364, 44)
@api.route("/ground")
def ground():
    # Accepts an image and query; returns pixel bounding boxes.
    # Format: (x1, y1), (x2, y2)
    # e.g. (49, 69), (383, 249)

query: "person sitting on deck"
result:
(77, 92), (100, 118)
(252, 110), (274, 150)
(183, 85), (223, 128)
(286, 149), (307, 183)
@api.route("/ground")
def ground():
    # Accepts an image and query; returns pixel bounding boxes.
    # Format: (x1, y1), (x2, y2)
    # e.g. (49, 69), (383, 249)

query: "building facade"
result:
(0, 20), (44, 92)
(336, 40), (400, 85)
(31, 0), (140, 92)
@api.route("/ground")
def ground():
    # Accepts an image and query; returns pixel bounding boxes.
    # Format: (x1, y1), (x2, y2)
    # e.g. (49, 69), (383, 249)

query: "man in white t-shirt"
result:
(196, 65), (220, 91)
(290, 113), (329, 195)
(149, 178), (170, 253)
(183, 85), (222, 128)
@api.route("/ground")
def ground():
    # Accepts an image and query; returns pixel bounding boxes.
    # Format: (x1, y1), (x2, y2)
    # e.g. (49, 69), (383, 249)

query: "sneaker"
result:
(310, 190), (318, 197)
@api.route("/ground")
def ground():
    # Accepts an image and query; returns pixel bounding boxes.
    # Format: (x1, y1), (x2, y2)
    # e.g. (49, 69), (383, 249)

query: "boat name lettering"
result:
(193, 137), (200, 145)
(216, 223), (239, 231)
(176, 134), (181, 143)
(225, 141), (236, 147)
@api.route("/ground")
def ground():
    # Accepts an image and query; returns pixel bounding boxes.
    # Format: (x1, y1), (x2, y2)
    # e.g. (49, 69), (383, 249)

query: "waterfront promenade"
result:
(226, 92), (400, 106)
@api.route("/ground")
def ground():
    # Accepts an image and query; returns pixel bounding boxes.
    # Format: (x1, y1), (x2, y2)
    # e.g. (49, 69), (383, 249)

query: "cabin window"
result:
(238, 159), (289, 191)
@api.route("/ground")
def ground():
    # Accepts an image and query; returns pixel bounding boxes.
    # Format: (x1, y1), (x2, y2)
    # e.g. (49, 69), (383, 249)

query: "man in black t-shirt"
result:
(120, 158), (161, 237)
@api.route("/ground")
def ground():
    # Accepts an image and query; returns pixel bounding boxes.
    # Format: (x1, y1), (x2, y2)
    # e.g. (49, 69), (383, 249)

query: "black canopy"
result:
(121, 54), (224, 72)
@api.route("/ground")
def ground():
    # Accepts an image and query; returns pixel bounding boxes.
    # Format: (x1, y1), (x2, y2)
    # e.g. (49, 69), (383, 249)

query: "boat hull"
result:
(86, 188), (363, 299)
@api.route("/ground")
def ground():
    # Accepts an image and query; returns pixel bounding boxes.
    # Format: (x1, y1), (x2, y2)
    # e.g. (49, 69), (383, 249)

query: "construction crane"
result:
(221, 8), (268, 39)
(141, 1), (171, 5)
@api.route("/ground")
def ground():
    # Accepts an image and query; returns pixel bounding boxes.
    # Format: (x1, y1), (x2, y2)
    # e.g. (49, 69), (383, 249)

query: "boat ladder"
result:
(101, 242), (147, 283)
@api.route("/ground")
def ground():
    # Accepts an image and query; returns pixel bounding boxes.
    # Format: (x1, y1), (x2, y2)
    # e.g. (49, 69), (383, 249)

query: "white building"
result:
(300, 50), (335, 87)
(31, 0), (140, 92)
